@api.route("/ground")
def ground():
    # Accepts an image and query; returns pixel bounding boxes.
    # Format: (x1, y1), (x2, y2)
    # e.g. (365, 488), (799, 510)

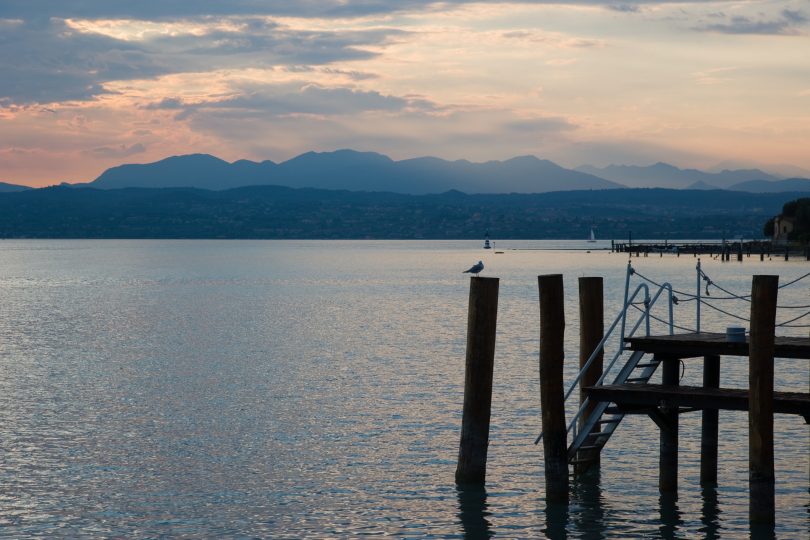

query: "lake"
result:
(0, 240), (807, 537)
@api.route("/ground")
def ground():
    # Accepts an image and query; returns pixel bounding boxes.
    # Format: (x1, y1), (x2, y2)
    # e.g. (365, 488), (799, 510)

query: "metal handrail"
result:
(564, 282), (672, 439)
(534, 263), (675, 444)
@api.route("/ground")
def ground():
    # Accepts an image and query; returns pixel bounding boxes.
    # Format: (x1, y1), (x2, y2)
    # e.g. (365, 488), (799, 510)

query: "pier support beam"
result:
(700, 355), (720, 485)
(538, 274), (569, 502)
(577, 277), (604, 472)
(748, 275), (778, 524)
(455, 277), (499, 485)
(659, 354), (679, 494)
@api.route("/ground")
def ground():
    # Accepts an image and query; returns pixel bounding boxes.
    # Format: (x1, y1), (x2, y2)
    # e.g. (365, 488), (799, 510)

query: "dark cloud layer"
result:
(0, 18), (401, 104)
(0, 1), (722, 21)
(696, 9), (808, 35)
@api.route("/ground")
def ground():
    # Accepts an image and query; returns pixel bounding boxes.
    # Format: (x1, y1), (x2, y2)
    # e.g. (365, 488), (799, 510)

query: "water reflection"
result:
(543, 500), (570, 539)
(456, 485), (492, 539)
(570, 468), (605, 539)
(699, 486), (721, 539)
(749, 522), (776, 539)
(658, 493), (682, 539)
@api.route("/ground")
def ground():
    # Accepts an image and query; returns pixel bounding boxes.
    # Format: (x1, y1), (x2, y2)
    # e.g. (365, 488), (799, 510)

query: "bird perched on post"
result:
(463, 260), (484, 276)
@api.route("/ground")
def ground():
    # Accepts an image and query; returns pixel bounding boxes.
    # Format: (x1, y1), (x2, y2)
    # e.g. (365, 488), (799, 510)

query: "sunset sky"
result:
(1, 1), (809, 187)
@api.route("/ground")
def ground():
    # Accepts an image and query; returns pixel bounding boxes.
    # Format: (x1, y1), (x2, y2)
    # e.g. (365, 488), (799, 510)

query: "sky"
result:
(1, 1), (809, 187)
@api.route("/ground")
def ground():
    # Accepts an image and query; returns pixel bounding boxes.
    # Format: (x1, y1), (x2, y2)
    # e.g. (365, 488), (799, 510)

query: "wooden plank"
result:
(626, 332), (810, 360)
(659, 355), (679, 494)
(749, 274), (778, 524)
(577, 277), (603, 471)
(701, 355), (720, 486)
(455, 277), (499, 485)
(585, 383), (810, 417)
(538, 274), (568, 502)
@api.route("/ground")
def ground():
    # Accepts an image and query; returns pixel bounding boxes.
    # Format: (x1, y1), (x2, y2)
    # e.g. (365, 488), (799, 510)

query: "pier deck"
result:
(587, 383), (810, 418)
(625, 332), (810, 359)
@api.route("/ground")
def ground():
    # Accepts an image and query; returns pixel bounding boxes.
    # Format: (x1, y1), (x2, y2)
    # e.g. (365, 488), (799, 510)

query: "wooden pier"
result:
(555, 276), (805, 524)
(589, 334), (810, 420)
(455, 270), (810, 529)
(613, 239), (810, 261)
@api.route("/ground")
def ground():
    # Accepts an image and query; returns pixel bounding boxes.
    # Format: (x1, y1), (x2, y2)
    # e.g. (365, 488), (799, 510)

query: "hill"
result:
(0, 185), (796, 239)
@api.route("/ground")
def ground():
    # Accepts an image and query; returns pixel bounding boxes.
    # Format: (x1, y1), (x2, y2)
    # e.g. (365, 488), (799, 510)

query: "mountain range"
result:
(5, 150), (810, 194)
(87, 151), (620, 194)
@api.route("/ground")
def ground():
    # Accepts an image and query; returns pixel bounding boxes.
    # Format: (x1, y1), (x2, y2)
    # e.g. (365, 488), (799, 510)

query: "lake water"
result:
(0, 240), (807, 538)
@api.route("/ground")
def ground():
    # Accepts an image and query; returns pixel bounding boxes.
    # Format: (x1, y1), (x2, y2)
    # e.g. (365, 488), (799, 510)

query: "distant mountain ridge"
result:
(0, 181), (31, 193)
(45, 151), (810, 194)
(89, 150), (620, 194)
(727, 178), (810, 193)
(575, 162), (781, 189)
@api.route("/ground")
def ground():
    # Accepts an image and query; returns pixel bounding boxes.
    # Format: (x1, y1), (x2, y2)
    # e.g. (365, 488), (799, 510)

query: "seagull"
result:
(463, 260), (484, 276)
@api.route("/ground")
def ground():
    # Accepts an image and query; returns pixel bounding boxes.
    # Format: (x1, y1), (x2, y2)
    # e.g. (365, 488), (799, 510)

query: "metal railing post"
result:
(696, 259), (702, 333)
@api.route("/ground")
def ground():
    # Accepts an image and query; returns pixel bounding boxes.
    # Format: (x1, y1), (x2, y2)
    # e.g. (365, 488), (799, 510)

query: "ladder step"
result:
(585, 431), (608, 438)
(577, 445), (602, 451)
(625, 377), (648, 383)
(569, 458), (597, 465)
(635, 362), (659, 368)
(596, 418), (621, 424)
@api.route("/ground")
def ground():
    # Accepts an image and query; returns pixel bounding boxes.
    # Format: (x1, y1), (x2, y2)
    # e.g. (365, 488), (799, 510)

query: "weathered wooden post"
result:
(784, 247), (789, 261)
(659, 354), (679, 494)
(760, 252), (764, 261)
(748, 274), (778, 524)
(577, 277), (604, 471)
(700, 355), (720, 485)
(455, 277), (499, 485)
(539, 274), (569, 502)
(737, 243), (743, 262)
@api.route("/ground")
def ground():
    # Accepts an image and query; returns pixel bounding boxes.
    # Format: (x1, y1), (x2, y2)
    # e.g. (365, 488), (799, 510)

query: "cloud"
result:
(85, 143), (147, 158)
(695, 9), (808, 35)
(503, 117), (578, 134)
(501, 30), (603, 48)
(148, 83), (437, 118)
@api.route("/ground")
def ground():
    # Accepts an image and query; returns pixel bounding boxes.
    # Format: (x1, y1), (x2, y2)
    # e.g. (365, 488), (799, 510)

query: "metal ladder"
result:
(534, 261), (679, 471)
(567, 350), (660, 468)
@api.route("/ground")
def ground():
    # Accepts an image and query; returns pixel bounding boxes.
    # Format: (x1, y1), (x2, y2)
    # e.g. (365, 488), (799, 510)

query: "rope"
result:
(628, 304), (697, 333)
(776, 310), (810, 327)
(778, 271), (810, 289)
(632, 270), (698, 299)
(699, 298), (750, 322)
(627, 263), (810, 329)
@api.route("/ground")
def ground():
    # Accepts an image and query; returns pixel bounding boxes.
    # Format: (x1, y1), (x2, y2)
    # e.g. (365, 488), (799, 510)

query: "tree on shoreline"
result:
(765, 198), (810, 245)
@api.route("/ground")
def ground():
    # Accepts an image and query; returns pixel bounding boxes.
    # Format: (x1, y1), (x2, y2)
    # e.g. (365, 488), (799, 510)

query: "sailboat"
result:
(483, 231), (492, 249)
(587, 227), (596, 243)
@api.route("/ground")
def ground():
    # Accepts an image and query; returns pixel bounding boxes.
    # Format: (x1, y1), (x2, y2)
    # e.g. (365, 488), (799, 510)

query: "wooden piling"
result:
(748, 274), (778, 524)
(577, 277), (604, 471)
(700, 355), (720, 485)
(784, 247), (789, 261)
(659, 355), (679, 494)
(455, 276), (500, 485)
(538, 274), (569, 502)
